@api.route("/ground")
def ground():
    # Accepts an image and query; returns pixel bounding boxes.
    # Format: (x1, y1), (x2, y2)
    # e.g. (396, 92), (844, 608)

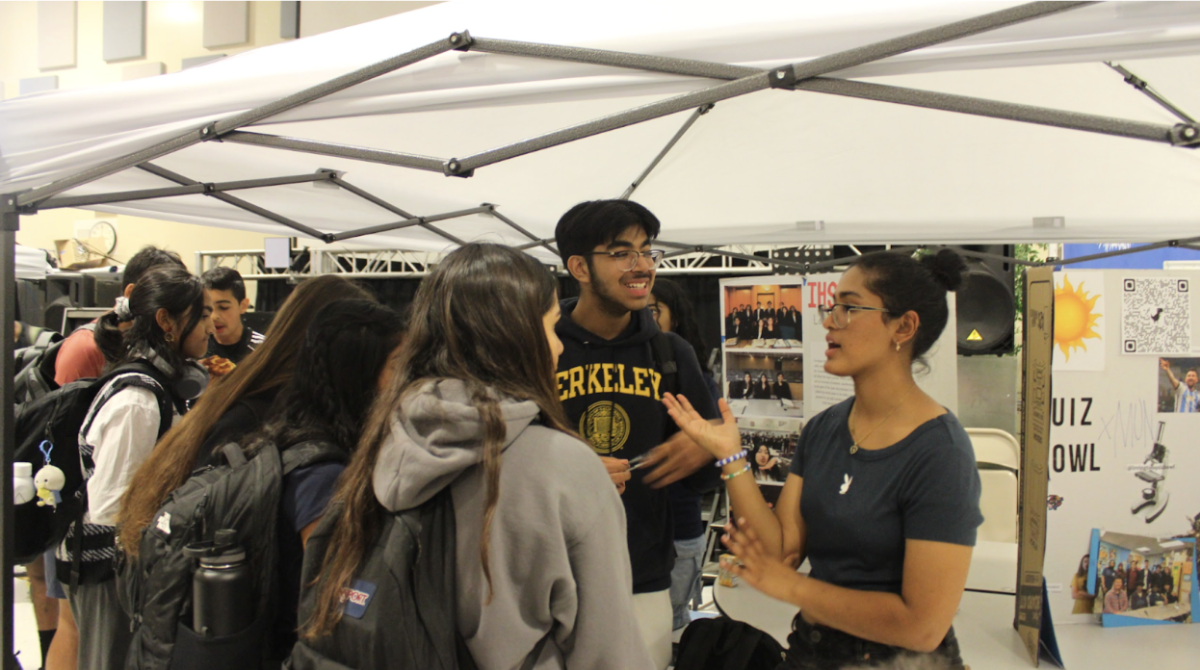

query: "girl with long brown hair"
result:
(117, 275), (374, 556)
(303, 243), (653, 670)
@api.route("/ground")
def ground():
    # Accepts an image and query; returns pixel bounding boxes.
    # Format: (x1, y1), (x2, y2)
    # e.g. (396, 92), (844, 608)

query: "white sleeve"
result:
(84, 387), (165, 526)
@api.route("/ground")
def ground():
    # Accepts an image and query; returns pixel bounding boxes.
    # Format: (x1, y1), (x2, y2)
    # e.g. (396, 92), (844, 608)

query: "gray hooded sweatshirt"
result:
(373, 380), (655, 670)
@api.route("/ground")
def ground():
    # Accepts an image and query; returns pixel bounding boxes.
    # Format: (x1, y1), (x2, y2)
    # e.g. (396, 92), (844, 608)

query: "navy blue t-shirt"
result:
(789, 398), (982, 595)
(276, 461), (345, 650)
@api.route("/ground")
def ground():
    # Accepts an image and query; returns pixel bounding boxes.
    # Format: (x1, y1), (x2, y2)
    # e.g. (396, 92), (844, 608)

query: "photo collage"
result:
(721, 279), (807, 491)
(1084, 529), (1196, 626)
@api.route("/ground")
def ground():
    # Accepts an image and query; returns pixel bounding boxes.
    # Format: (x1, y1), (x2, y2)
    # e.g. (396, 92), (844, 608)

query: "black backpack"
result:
(119, 439), (346, 670)
(12, 360), (176, 566)
(286, 489), (479, 670)
(675, 617), (787, 670)
(13, 324), (95, 405)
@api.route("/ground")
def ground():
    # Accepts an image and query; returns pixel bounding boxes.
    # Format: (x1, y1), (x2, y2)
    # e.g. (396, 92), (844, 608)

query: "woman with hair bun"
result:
(66, 265), (213, 670)
(664, 249), (982, 669)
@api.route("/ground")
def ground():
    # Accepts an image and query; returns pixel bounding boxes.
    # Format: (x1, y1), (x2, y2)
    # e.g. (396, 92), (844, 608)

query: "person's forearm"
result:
(721, 462), (785, 558)
(789, 577), (952, 653)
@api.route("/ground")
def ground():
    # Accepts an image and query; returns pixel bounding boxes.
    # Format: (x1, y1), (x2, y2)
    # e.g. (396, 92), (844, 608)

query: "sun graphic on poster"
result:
(1054, 274), (1102, 360)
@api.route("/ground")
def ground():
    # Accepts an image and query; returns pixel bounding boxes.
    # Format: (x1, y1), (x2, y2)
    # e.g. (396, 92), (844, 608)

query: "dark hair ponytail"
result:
(250, 299), (405, 453)
(853, 249), (966, 363)
(94, 265), (205, 381)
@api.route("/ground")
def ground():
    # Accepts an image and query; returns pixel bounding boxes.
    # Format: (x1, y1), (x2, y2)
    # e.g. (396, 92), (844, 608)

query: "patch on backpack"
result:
(340, 580), (376, 619)
(155, 512), (171, 535)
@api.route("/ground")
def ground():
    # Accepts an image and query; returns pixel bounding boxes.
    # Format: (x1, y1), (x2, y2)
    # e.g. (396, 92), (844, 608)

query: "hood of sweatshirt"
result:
(373, 379), (540, 512)
(555, 296), (660, 347)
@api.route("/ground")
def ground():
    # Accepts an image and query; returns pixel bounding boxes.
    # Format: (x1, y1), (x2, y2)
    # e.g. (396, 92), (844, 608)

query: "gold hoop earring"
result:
(894, 340), (901, 352)
(165, 332), (175, 343)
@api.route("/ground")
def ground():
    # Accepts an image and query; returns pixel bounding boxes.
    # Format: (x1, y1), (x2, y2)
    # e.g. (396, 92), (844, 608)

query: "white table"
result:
(715, 582), (1200, 669)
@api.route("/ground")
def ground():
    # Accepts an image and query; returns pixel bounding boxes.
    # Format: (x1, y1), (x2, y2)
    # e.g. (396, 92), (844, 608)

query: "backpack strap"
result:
(281, 440), (348, 476)
(650, 331), (679, 398)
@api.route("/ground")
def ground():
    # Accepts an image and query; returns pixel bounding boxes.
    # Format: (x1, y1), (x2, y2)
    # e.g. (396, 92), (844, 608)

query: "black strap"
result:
(650, 331), (679, 398)
(280, 440), (347, 476)
(519, 632), (551, 670)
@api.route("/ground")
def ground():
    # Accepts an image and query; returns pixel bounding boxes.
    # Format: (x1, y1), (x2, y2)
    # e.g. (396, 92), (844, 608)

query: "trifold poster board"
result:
(1015, 266), (1057, 667)
(717, 272), (957, 498)
(1045, 269), (1200, 631)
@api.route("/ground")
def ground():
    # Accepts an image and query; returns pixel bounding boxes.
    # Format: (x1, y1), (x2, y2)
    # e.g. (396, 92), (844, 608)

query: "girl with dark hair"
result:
(242, 299), (404, 658)
(664, 249), (982, 670)
(118, 276), (376, 556)
(303, 243), (652, 669)
(774, 372), (793, 400)
(65, 266), (213, 670)
(753, 373), (772, 399)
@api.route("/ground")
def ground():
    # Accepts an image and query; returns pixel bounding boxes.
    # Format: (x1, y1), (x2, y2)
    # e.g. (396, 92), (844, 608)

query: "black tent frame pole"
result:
(484, 206), (560, 257)
(620, 104), (712, 201)
(793, 77), (1195, 146)
(1049, 237), (1200, 268)
(451, 2), (1093, 175)
(36, 171), (338, 211)
(325, 177), (469, 246)
(0, 196), (17, 670)
(16, 34), (462, 208)
(137, 163), (330, 241)
(223, 131), (448, 174)
(1106, 62), (1197, 125)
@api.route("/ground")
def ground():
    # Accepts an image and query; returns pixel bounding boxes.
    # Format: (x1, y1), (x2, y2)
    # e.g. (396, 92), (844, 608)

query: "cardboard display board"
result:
(1045, 269), (1200, 636)
(1015, 266), (1059, 666)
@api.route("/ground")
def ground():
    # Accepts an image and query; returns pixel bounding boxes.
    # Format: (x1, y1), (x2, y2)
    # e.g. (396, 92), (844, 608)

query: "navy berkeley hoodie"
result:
(555, 298), (719, 593)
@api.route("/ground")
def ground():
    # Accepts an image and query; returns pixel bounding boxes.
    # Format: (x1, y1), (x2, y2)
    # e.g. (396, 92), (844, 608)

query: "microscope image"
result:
(1131, 421), (1171, 523)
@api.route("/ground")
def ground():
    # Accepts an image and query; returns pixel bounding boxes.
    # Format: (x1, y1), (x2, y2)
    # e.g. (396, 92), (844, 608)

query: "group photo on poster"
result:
(722, 283), (803, 349)
(1087, 530), (1196, 625)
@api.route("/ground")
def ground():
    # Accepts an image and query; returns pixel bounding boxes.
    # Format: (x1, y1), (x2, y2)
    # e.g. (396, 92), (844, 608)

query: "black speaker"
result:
(955, 245), (1016, 356)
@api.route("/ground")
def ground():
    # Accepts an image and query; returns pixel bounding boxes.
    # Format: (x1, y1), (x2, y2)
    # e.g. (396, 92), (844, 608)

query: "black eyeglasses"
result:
(817, 303), (896, 329)
(584, 249), (665, 271)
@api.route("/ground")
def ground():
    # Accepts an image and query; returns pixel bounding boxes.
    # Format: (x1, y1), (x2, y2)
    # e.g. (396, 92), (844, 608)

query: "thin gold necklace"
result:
(848, 385), (917, 454)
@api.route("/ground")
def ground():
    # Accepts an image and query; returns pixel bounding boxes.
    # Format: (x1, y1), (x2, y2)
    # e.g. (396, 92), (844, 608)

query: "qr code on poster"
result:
(1121, 277), (1191, 354)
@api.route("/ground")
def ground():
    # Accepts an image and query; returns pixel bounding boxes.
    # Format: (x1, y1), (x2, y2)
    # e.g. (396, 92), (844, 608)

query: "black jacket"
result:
(555, 298), (719, 593)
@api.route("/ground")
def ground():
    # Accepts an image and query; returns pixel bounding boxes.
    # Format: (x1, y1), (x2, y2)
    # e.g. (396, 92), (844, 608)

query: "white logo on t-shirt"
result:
(839, 474), (853, 495)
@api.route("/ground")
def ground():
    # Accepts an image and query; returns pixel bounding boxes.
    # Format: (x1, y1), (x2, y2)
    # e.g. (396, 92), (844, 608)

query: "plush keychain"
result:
(34, 441), (65, 508)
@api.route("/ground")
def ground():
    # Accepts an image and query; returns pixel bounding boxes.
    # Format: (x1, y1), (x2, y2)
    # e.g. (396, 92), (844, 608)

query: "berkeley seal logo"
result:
(580, 401), (630, 455)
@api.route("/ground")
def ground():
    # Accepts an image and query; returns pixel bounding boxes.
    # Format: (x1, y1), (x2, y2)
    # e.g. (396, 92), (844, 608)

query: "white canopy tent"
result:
(4, 1), (1200, 659)
(2, 1), (1200, 263)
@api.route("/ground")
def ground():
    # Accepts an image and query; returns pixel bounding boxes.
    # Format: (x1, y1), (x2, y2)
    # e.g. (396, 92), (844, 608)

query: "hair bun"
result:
(921, 249), (967, 292)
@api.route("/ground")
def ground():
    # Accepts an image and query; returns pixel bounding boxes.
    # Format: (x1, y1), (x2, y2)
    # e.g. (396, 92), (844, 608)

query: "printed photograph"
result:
(1158, 357), (1200, 413)
(1089, 529), (1196, 625)
(723, 284), (803, 349)
(725, 352), (803, 419)
(735, 425), (797, 484)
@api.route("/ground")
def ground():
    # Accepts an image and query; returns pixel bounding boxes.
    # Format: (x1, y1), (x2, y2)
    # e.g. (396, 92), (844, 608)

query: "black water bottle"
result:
(186, 529), (253, 638)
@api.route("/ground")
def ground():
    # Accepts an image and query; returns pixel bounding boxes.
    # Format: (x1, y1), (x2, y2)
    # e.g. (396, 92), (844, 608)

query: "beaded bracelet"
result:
(721, 463), (752, 481)
(714, 449), (748, 468)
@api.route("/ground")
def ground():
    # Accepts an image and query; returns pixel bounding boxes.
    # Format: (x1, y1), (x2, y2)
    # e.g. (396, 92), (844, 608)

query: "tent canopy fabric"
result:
(3, 1), (1200, 257)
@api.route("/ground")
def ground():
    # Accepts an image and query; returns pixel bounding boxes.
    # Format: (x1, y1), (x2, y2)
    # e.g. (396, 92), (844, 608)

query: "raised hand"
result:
(599, 457), (631, 495)
(721, 517), (804, 606)
(662, 393), (741, 460)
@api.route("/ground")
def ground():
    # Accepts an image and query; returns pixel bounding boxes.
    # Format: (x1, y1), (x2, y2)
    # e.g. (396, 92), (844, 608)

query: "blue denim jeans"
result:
(669, 535), (708, 630)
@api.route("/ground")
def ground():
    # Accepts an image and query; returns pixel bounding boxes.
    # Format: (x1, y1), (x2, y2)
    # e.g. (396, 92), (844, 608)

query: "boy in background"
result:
(201, 267), (264, 373)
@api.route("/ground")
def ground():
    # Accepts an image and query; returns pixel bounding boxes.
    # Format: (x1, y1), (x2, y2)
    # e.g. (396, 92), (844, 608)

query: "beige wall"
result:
(16, 208), (269, 303)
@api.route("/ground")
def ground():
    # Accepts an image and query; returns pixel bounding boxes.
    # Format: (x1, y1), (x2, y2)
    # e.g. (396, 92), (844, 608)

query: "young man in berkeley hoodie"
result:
(553, 200), (720, 669)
